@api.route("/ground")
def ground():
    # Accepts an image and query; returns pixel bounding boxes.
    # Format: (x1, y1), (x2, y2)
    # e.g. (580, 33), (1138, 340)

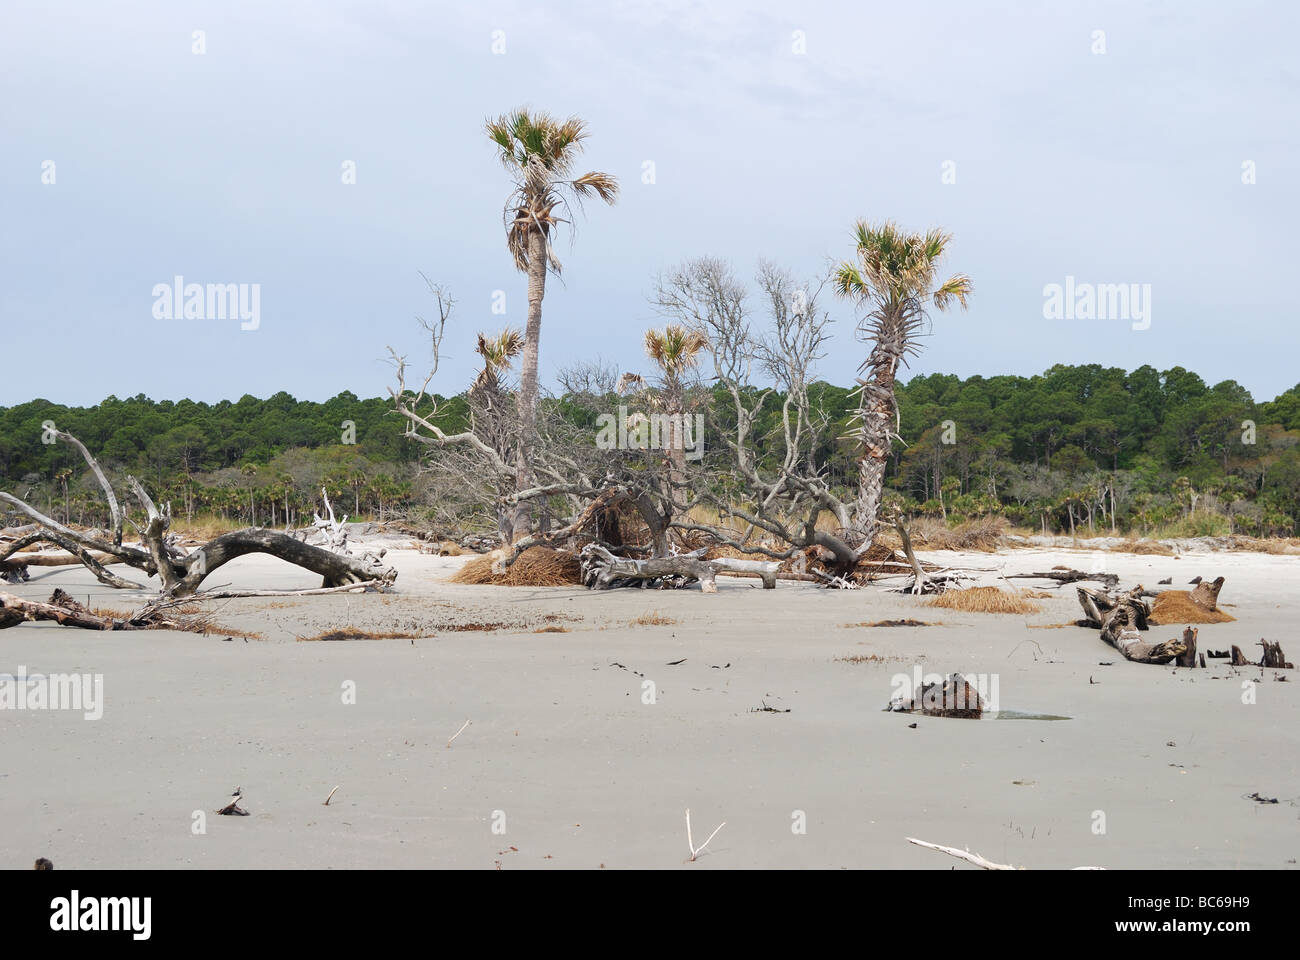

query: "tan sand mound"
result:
(449, 546), (582, 586)
(1149, 590), (1236, 625)
(925, 586), (1041, 615)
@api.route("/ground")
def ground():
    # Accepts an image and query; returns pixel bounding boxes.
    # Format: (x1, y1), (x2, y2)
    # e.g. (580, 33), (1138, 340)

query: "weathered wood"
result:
(1258, 640), (1293, 669)
(707, 556), (780, 589)
(0, 530), (141, 589)
(168, 529), (395, 596)
(0, 591), (118, 630)
(1012, 569), (1119, 589)
(581, 543), (719, 592)
(3, 433), (398, 597)
(1190, 576), (1225, 611)
(1230, 645), (1250, 666)
(893, 673), (985, 718)
(1174, 627), (1199, 668)
(1076, 585), (1184, 664)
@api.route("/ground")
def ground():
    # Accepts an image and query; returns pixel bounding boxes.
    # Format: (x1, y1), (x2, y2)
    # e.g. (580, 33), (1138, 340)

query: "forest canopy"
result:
(3, 365), (1298, 539)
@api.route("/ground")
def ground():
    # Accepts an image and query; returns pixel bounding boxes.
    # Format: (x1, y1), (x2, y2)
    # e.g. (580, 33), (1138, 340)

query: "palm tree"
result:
(485, 108), (619, 539)
(833, 221), (971, 551)
(472, 328), (524, 396)
(643, 325), (709, 488)
(241, 463), (258, 525)
(54, 468), (73, 524)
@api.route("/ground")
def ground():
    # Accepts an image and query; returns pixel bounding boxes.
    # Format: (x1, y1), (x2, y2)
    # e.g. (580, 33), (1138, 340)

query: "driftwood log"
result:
(0, 589), (148, 631)
(582, 544), (721, 592)
(1009, 569), (1119, 589)
(0, 432), (397, 598)
(579, 543), (784, 592)
(1076, 585), (1187, 664)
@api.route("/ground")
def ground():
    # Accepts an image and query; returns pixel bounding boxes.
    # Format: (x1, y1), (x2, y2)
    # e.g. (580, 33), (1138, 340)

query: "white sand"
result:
(2, 546), (1297, 869)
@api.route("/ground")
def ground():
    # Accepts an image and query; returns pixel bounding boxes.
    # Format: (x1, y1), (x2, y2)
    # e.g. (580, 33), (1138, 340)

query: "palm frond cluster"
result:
(485, 108), (619, 274)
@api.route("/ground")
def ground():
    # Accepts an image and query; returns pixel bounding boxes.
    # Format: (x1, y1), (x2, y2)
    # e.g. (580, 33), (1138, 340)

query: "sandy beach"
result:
(2, 545), (1296, 870)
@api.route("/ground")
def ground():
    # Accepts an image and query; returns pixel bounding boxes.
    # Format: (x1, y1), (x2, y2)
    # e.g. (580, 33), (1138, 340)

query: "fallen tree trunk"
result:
(0, 530), (142, 589)
(581, 544), (720, 592)
(3, 437), (399, 598)
(1009, 569), (1119, 589)
(1076, 584), (1186, 664)
(0, 589), (129, 630)
(165, 529), (394, 596)
(706, 556), (781, 589)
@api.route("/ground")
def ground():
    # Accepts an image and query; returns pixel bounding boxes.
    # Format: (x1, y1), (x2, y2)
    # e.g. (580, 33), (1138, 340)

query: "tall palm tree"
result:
(643, 325), (709, 491)
(833, 221), (971, 551)
(485, 108), (619, 539)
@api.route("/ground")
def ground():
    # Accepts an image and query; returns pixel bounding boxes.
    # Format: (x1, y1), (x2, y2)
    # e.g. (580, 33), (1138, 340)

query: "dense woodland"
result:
(3, 363), (1299, 539)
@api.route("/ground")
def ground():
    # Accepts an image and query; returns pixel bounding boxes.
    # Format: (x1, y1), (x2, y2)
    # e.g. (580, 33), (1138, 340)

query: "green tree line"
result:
(3, 365), (1299, 537)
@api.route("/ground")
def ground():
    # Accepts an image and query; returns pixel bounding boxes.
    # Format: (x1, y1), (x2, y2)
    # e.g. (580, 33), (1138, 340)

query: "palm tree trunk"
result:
(511, 229), (547, 542)
(852, 359), (898, 553)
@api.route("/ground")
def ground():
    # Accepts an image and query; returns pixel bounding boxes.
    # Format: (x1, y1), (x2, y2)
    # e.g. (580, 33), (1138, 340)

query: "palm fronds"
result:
(644, 325), (709, 377)
(486, 108), (619, 275)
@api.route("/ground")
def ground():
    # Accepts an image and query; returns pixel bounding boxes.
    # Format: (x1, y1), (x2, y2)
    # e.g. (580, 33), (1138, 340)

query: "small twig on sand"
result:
(323, 785), (340, 806)
(906, 837), (1103, 870)
(686, 808), (725, 862)
(217, 788), (249, 816)
(447, 719), (471, 748)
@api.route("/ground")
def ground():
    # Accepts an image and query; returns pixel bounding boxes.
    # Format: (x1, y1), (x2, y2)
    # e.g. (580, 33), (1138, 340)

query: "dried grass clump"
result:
(925, 586), (1041, 615)
(629, 612), (677, 626)
(841, 619), (932, 628)
(92, 605), (262, 639)
(911, 516), (1009, 553)
(299, 628), (423, 642)
(1117, 539), (1175, 556)
(449, 547), (582, 586)
(1149, 590), (1236, 625)
(1020, 590), (1054, 599)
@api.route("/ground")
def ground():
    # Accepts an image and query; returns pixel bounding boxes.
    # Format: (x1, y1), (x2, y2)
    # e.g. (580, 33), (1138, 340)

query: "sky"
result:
(2, 0), (1297, 408)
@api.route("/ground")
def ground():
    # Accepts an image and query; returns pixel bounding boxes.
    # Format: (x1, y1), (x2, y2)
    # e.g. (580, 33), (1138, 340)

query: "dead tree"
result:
(579, 543), (781, 592)
(1007, 569), (1119, 589)
(1076, 585), (1187, 664)
(0, 435), (396, 599)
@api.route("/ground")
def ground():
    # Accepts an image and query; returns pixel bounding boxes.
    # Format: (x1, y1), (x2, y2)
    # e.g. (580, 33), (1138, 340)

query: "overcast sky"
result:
(2, 0), (1296, 407)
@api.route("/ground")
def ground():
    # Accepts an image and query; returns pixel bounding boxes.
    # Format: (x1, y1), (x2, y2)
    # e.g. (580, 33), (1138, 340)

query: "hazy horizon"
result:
(3, 0), (1297, 407)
